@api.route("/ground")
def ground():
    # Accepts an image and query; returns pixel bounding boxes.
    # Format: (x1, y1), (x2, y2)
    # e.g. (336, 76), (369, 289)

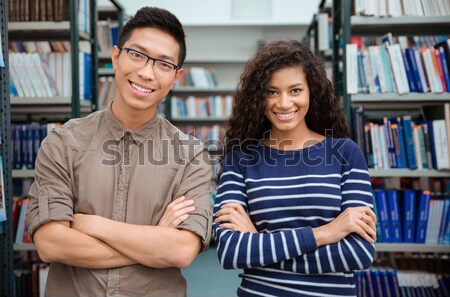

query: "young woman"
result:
(214, 40), (376, 297)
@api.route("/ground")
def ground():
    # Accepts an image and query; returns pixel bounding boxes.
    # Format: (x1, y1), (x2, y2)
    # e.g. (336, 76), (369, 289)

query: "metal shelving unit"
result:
(369, 169), (450, 178)
(0, 1), (13, 295)
(8, 0), (98, 119)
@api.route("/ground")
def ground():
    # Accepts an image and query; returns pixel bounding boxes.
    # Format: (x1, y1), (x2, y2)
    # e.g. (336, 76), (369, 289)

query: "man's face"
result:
(111, 27), (183, 115)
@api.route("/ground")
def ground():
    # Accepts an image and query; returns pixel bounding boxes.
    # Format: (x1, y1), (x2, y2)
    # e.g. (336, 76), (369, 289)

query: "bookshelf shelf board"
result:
(350, 16), (450, 35)
(13, 244), (36, 251)
(351, 93), (450, 103)
(171, 117), (229, 122)
(369, 169), (450, 177)
(8, 22), (90, 40)
(173, 86), (236, 93)
(98, 68), (115, 75)
(98, 51), (112, 60)
(11, 97), (92, 117)
(11, 97), (91, 106)
(12, 169), (35, 179)
(375, 243), (450, 253)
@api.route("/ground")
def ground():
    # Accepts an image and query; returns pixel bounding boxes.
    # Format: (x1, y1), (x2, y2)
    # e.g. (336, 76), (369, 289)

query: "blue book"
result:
(438, 197), (450, 244)
(443, 197), (450, 244)
(370, 270), (383, 297)
(387, 190), (402, 242)
(387, 270), (401, 297)
(372, 191), (383, 242)
(427, 121), (437, 169)
(84, 53), (92, 100)
(415, 190), (431, 243)
(401, 115), (417, 169)
(364, 270), (376, 297)
(379, 45), (394, 93)
(438, 47), (450, 92)
(401, 48), (417, 92)
(375, 190), (393, 242)
(380, 270), (390, 297)
(403, 190), (416, 243)
(405, 48), (423, 92)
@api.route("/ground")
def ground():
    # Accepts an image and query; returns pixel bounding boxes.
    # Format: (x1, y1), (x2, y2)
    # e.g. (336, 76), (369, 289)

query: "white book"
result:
(370, 46), (387, 93)
(186, 96), (196, 117)
(354, 0), (366, 15)
(414, 0), (425, 15)
(214, 95), (223, 117)
(346, 44), (358, 94)
(414, 49), (429, 93)
(421, 0), (431, 15)
(26, 54), (48, 97)
(378, 0), (387, 16)
(387, 0), (403, 16)
(31, 53), (55, 97)
(386, 44), (410, 94)
(378, 125), (390, 169)
(15, 54), (36, 97)
(362, 49), (376, 93)
(421, 48), (443, 93)
(445, 103), (450, 161)
(225, 95), (233, 117)
(403, 0), (411, 15)
(9, 54), (26, 97)
(317, 13), (330, 51)
(370, 123), (380, 168)
(413, 125), (423, 169)
(432, 119), (450, 170)
(39, 265), (49, 297)
(425, 199), (436, 244)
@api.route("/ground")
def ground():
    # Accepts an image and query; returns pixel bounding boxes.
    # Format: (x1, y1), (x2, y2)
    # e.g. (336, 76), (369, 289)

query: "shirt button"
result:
(39, 189), (48, 196)
(108, 288), (117, 296)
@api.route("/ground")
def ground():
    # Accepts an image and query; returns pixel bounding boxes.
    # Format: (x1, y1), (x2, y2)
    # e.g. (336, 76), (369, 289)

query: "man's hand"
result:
(215, 203), (257, 233)
(157, 196), (195, 228)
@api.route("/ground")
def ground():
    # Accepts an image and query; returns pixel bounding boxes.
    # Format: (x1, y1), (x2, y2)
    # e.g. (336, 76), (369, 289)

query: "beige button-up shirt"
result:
(26, 105), (213, 297)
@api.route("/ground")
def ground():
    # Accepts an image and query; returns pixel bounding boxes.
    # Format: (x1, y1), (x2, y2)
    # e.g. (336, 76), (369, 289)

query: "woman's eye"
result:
(291, 89), (302, 94)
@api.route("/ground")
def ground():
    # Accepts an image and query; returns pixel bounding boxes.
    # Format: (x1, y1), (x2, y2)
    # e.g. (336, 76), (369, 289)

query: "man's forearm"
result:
(83, 216), (201, 268)
(34, 221), (136, 269)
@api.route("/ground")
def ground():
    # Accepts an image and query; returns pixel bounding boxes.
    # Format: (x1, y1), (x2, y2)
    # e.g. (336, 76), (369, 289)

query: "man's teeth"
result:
(131, 82), (152, 93)
(275, 111), (296, 118)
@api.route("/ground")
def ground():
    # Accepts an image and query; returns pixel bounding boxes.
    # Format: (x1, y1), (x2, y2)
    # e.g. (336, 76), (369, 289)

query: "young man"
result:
(25, 7), (212, 297)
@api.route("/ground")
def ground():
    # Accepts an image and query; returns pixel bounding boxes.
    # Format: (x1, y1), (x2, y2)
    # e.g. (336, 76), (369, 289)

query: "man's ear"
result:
(111, 45), (120, 71)
(171, 68), (184, 89)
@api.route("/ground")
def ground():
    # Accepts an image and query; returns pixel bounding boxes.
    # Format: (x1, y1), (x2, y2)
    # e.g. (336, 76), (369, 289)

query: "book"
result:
(416, 190), (431, 243)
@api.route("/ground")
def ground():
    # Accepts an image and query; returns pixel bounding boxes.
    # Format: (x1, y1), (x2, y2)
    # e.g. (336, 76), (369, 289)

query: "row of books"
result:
(346, 35), (450, 94)
(351, 104), (450, 170)
(9, 41), (92, 99)
(174, 67), (219, 88)
(8, 0), (91, 33)
(97, 20), (119, 53)
(373, 189), (450, 244)
(354, 269), (450, 297)
(11, 123), (60, 170)
(171, 95), (233, 118)
(177, 125), (226, 145)
(13, 264), (49, 297)
(354, 0), (450, 17)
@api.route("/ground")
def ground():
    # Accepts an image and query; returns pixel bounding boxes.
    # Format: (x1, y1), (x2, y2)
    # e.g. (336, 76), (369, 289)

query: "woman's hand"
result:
(215, 203), (257, 233)
(312, 206), (377, 246)
(157, 196), (195, 228)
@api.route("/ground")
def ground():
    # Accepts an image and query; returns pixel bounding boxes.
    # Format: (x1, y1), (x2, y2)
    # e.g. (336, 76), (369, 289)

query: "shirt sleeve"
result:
(214, 151), (318, 270)
(277, 140), (375, 274)
(175, 147), (213, 252)
(25, 129), (74, 240)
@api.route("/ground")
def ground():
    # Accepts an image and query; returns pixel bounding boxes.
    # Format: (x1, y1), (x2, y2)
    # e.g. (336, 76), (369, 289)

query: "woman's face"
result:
(264, 66), (310, 140)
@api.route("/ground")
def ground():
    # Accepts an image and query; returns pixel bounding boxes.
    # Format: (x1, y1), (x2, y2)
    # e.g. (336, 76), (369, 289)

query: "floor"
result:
(182, 247), (242, 297)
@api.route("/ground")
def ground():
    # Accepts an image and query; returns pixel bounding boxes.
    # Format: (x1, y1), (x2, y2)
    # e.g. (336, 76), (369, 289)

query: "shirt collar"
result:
(105, 101), (160, 144)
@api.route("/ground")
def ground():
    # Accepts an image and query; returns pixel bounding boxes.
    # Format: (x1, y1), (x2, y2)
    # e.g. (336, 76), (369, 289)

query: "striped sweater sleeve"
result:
(214, 152), (318, 270)
(281, 140), (375, 273)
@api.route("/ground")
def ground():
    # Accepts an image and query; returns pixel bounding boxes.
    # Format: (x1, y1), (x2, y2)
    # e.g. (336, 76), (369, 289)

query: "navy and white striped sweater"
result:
(214, 138), (375, 297)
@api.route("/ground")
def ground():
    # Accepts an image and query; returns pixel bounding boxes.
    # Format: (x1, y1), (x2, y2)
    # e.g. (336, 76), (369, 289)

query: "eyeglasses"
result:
(118, 47), (180, 75)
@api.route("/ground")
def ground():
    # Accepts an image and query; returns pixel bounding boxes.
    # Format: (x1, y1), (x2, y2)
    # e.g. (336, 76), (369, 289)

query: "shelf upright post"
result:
(91, 0), (98, 111)
(109, 0), (125, 30)
(342, 0), (352, 133)
(0, 0), (13, 295)
(70, 0), (80, 118)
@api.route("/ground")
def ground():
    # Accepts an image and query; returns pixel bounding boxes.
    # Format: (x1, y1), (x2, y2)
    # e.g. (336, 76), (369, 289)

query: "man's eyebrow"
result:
(128, 43), (176, 63)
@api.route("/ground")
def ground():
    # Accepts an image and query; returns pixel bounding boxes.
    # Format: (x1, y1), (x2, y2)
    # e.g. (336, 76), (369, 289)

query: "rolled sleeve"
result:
(26, 130), (74, 240)
(175, 149), (213, 252)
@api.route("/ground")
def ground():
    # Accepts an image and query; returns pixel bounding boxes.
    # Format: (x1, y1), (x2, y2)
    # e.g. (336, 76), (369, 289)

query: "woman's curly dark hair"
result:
(223, 40), (348, 158)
